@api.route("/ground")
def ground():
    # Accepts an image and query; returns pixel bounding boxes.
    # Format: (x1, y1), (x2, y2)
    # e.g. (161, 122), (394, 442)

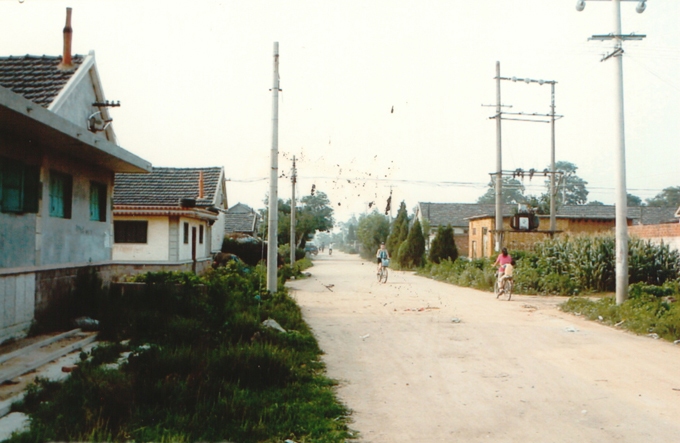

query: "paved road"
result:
(288, 251), (680, 443)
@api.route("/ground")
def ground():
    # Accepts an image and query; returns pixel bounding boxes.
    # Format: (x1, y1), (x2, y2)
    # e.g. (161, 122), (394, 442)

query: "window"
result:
(90, 182), (107, 221)
(183, 222), (189, 244)
(49, 171), (73, 218)
(199, 225), (204, 244)
(114, 221), (148, 243)
(0, 156), (40, 214)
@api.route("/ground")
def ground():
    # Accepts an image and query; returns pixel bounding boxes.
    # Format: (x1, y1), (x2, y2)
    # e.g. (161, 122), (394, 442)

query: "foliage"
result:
(398, 219), (426, 268)
(645, 186), (680, 207)
(560, 281), (680, 341)
(476, 177), (525, 204)
(221, 235), (284, 267)
(418, 258), (495, 291)
(262, 191), (334, 247)
(356, 211), (390, 259)
(10, 266), (353, 443)
(418, 234), (680, 296)
(627, 193), (643, 207)
(552, 161), (588, 206)
(386, 202), (409, 262)
(428, 224), (458, 264)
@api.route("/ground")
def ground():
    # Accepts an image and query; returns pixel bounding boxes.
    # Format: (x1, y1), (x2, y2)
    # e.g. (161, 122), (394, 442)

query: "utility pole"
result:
(266, 42), (280, 293)
(495, 61), (503, 253)
(290, 156), (297, 266)
(577, 0), (647, 304)
(549, 82), (557, 233)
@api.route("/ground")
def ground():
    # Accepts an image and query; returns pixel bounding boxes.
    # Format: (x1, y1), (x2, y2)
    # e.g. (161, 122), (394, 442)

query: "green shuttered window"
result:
(49, 171), (73, 219)
(0, 156), (40, 214)
(90, 181), (107, 221)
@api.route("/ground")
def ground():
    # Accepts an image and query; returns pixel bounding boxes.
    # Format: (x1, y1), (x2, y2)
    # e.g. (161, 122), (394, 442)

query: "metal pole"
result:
(290, 156), (296, 266)
(267, 42), (280, 293)
(612, 0), (629, 304)
(495, 61), (503, 253)
(550, 82), (557, 233)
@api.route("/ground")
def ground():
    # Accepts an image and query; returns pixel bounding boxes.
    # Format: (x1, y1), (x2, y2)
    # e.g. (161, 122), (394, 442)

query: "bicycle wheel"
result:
(377, 267), (383, 282)
(380, 267), (388, 283)
(494, 277), (501, 298)
(505, 280), (513, 301)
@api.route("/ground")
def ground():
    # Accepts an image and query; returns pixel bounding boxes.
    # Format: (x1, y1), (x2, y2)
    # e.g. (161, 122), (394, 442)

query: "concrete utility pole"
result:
(550, 82), (557, 233)
(267, 42), (280, 293)
(495, 61), (503, 253)
(290, 156), (297, 266)
(577, 0), (647, 304)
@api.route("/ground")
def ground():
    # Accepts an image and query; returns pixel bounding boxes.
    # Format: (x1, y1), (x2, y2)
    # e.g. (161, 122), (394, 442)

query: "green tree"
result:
(356, 211), (390, 259)
(428, 224), (458, 264)
(554, 161), (588, 205)
(645, 186), (680, 207)
(627, 193), (643, 207)
(477, 177), (525, 204)
(261, 191), (334, 247)
(386, 202), (409, 259)
(398, 219), (426, 268)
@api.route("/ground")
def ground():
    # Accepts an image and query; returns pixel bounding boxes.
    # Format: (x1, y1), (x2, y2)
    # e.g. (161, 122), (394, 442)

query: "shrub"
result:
(398, 219), (426, 268)
(428, 224), (458, 264)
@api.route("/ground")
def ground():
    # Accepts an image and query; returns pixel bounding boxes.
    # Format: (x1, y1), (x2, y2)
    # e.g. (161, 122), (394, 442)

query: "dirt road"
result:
(288, 251), (680, 443)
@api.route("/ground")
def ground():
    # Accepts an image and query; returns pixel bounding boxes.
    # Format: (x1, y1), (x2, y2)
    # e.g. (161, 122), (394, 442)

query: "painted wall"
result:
(52, 71), (99, 131)
(0, 272), (35, 343)
(178, 217), (211, 261)
(112, 216), (171, 262)
(39, 154), (114, 266)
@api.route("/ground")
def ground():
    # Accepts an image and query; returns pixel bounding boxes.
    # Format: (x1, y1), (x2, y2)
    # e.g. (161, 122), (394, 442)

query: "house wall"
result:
(112, 216), (171, 261)
(0, 272), (35, 343)
(178, 217), (211, 261)
(629, 223), (680, 252)
(39, 154), (114, 265)
(469, 216), (620, 258)
(51, 67), (99, 132)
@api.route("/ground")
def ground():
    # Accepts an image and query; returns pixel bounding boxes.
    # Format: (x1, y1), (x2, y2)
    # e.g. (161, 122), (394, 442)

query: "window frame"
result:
(183, 222), (189, 244)
(114, 220), (148, 244)
(0, 156), (40, 214)
(49, 170), (73, 219)
(89, 181), (107, 222)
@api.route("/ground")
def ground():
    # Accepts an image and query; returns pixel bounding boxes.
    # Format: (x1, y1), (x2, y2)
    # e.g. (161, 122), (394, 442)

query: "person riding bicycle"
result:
(376, 243), (390, 274)
(494, 247), (512, 277)
(499, 258), (515, 286)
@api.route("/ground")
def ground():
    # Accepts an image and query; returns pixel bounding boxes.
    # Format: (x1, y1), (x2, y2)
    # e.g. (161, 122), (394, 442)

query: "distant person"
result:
(320, 243), (325, 253)
(376, 242), (390, 274)
(328, 243), (333, 255)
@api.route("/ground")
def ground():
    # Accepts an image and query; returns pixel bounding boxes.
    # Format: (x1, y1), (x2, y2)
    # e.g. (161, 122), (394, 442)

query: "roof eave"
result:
(0, 85), (151, 173)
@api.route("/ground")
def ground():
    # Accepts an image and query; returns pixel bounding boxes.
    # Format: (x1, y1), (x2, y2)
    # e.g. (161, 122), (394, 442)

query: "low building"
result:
(224, 203), (261, 238)
(0, 28), (151, 341)
(112, 167), (228, 273)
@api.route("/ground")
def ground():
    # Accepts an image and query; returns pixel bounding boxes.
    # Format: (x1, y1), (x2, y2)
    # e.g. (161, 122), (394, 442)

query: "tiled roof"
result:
(0, 55), (84, 107)
(225, 203), (260, 234)
(114, 167), (222, 207)
(418, 202), (515, 228)
(420, 202), (679, 226)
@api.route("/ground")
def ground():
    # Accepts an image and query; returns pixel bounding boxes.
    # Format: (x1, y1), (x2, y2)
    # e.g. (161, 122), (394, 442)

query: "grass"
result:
(560, 282), (680, 342)
(6, 263), (354, 443)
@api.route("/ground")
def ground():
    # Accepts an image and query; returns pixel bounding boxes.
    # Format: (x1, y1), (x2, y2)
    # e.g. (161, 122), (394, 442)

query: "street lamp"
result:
(577, 0), (647, 305)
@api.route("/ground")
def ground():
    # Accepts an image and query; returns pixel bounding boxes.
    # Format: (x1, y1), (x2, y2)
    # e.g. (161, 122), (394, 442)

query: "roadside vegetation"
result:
(6, 262), (353, 443)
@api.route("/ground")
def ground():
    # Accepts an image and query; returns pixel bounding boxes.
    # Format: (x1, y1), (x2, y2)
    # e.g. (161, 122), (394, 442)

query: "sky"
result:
(1, 0), (678, 225)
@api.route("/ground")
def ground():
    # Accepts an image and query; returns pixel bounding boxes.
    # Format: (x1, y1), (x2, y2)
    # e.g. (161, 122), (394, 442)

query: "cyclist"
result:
(494, 247), (512, 274)
(499, 258), (515, 288)
(376, 242), (390, 274)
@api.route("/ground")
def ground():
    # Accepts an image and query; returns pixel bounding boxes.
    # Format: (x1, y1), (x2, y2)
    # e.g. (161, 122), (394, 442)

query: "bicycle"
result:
(494, 273), (513, 301)
(377, 259), (389, 283)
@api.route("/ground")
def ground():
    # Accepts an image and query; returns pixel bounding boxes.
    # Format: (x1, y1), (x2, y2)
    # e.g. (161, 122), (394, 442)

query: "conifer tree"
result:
(386, 201), (408, 259)
(428, 224), (458, 264)
(398, 219), (426, 268)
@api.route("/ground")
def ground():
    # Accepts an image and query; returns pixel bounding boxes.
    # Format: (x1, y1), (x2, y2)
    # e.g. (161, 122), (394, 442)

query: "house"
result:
(224, 203), (261, 238)
(417, 202), (515, 257)
(467, 205), (679, 259)
(112, 167), (228, 273)
(0, 11), (151, 341)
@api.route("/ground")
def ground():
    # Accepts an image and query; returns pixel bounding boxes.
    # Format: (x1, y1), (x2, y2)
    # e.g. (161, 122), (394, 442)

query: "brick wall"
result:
(629, 223), (680, 252)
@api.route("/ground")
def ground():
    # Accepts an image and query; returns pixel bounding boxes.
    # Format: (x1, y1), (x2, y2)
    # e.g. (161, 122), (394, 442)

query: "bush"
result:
(398, 219), (426, 268)
(428, 224), (458, 264)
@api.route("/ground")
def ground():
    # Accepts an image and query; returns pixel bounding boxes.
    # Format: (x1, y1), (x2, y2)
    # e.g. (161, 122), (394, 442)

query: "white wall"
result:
(112, 216), (170, 262)
(178, 217), (211, 261)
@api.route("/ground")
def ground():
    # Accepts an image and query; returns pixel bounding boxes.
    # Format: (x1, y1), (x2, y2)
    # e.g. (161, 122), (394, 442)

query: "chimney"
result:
(198, 171), (205, 199)
(57, 8), (74, 71)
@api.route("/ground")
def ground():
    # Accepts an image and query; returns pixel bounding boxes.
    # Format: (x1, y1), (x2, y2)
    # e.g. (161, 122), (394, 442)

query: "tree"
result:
(476, 177), (525, 204)
(627, 193), (643, 207)
(428, 224), (458, 264)
(386, 202), (409, 259)
(261, 191), (334, 247)
(554, 161), (588, 206)
(356, 211), (390, 259)
(398, 219), (426, 268)
(645, 186), (680, 207)
(586, 200), (605, 206)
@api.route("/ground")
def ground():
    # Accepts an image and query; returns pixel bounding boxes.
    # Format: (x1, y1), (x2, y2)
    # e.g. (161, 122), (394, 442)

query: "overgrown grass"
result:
(560, 281), (680, 341)
(7, 263), (354, 443)
(418, 258), (496, 291)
